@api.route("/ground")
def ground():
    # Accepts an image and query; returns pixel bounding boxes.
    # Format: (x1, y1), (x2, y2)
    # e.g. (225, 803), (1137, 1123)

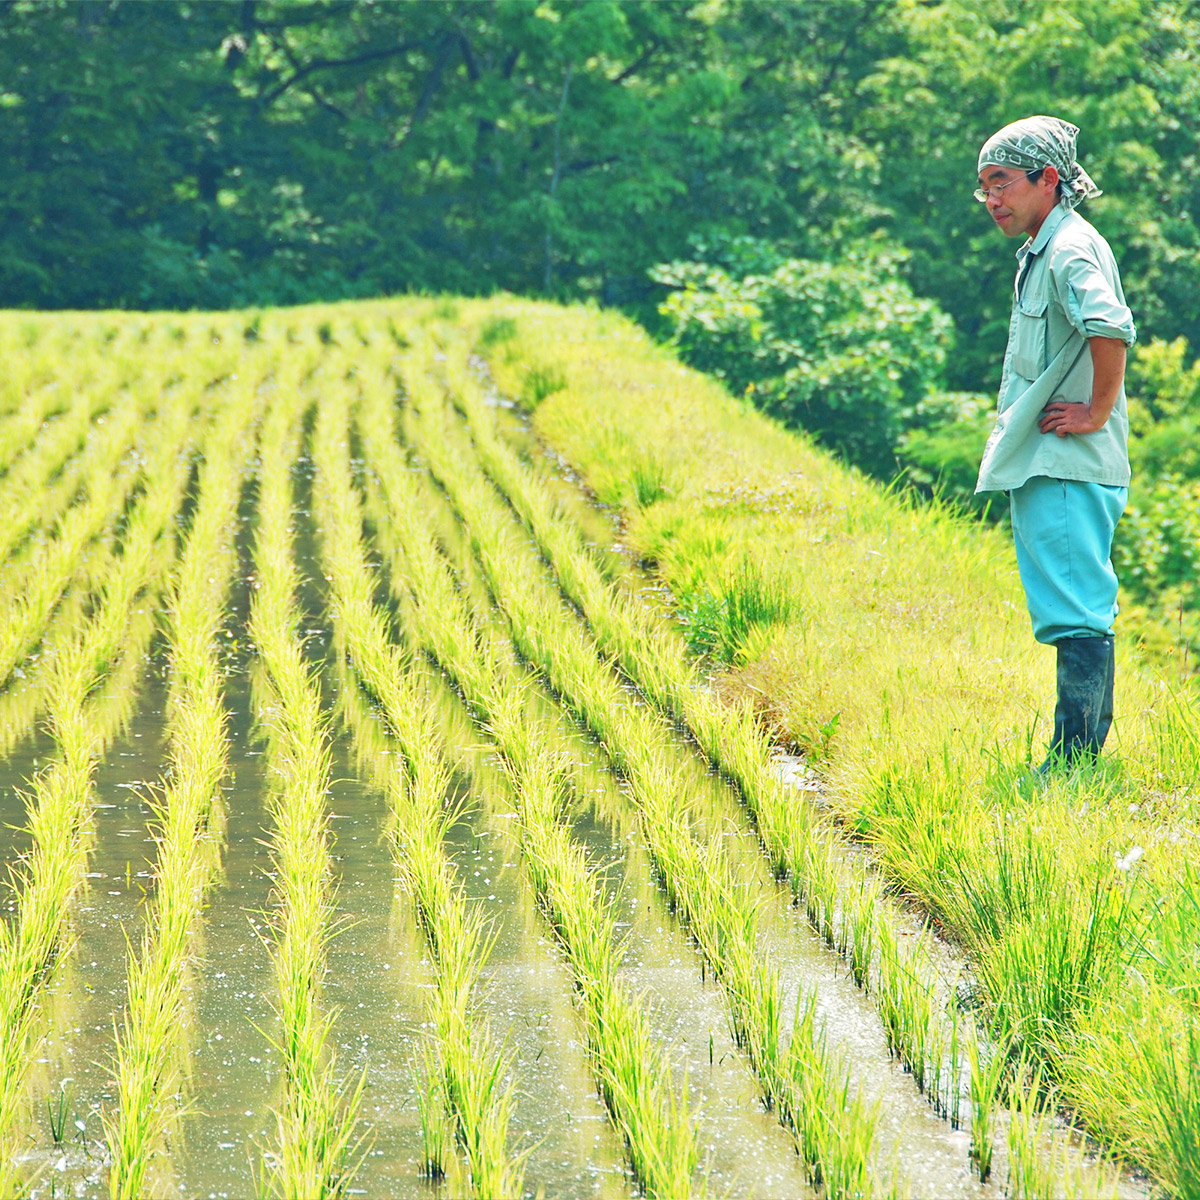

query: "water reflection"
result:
(334, 652), (633, 1199)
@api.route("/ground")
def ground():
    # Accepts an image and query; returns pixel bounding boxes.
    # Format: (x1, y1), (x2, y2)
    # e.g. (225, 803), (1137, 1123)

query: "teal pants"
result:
(1009, 476), (1127, 644)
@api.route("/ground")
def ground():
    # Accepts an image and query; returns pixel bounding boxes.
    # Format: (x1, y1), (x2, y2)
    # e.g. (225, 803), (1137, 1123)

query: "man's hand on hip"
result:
(1039, 335), (1127, 437)
(1038, 401), (1106, 436)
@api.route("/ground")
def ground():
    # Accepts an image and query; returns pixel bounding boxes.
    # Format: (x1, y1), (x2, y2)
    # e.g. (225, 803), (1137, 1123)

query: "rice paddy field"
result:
(0, 296), (1194, 1199)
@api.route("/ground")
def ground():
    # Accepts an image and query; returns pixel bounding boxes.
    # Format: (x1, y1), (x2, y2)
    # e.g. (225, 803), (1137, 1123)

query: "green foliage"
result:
(654, 244), (952, 476)
(678, 560), (798, 664)
(895, 392), (995, 512)
(477, 315), (518, 349)
(1107, 338), (1200, 659)
(517, 361), (568, 411)
(1128, 337), (1200, 428)
(1114, 476), (1200, 601)
(0, 0), (874, 311)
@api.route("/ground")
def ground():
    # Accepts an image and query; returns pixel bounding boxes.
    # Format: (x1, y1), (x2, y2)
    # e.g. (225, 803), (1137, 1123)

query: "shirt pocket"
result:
(1011, 294), (1048, 380)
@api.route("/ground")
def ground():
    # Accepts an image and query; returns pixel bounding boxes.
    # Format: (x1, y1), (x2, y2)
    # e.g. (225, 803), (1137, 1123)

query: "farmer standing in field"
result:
(973, 115), (1136, 773)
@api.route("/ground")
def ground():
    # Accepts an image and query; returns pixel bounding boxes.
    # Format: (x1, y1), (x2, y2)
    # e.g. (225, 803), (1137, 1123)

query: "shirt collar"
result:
(1017, 201), (1070, 263)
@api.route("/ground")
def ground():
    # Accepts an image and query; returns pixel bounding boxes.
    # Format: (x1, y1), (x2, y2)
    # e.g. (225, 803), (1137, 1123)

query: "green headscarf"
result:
(977, 115), (1102, 210)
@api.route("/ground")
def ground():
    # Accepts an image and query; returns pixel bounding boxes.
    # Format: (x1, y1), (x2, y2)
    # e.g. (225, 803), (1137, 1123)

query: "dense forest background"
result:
(4, 0), (1200, 653)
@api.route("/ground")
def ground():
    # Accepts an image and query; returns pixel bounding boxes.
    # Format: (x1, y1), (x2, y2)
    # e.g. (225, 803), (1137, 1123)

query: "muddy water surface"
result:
(410, 483), (816, 1197)
(0, 368), (1151, 1199)
(17, 667), (167, 1197)
(472, 369), (1154, 1200)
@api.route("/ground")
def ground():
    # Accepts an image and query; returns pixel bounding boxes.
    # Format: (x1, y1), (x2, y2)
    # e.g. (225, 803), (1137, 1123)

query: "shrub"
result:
(652, 241), (953, 477)
(896, 391), (996, 514)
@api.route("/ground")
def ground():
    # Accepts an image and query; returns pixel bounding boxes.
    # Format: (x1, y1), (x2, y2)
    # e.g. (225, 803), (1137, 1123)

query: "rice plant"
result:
(415, 1046), (451, 1181)
(105, 376), (264, 1199)
(251, 382), (365, 1200)
(380, 337), (889, 1198)
(347, 362), (701, 1197)
(0, 449), (142, 687)
(0, 367), (136, 574)
(310, 379), (522, 1200)
(43, 1081), (74, 1148)
(1003, 1070), (1120, 1200)
(0, 388), (197, 1191)
(967, 1029), (1010, 1183)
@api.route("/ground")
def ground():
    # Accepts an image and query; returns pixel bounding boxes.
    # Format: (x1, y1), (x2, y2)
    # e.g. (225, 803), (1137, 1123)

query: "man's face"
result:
(978, 162), (1059, 239)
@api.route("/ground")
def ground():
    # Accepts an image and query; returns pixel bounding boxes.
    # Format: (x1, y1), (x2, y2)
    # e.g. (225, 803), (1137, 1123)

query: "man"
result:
(974, 115), (1136, 772)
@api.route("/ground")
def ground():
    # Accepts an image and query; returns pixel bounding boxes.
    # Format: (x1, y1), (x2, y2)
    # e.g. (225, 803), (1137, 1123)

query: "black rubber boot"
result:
(1038, 636), (1115, 773)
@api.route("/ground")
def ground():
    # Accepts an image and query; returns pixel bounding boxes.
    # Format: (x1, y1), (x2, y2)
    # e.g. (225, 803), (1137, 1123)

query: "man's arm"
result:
(1037, 336), (1127, 436)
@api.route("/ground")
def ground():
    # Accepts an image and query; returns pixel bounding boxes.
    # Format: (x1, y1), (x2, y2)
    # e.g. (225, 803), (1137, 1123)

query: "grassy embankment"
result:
(449, 296), (1199, 1194)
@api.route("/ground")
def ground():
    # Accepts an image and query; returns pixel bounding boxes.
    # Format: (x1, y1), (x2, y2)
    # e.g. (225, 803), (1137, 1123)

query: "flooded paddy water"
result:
(0, 308), (1156, 1198)
(405, 419), (992, 1199)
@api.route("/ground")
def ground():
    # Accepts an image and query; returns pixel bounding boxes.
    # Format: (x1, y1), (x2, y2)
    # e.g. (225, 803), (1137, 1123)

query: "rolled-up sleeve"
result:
(1051, 246), (1137, 345)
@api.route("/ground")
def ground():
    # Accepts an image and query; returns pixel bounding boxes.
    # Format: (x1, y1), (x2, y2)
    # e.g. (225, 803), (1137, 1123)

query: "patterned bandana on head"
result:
(977, 115), (1102, 210)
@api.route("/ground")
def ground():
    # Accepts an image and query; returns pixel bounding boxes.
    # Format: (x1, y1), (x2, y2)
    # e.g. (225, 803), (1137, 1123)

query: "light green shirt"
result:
(975, 203), (1136, 493)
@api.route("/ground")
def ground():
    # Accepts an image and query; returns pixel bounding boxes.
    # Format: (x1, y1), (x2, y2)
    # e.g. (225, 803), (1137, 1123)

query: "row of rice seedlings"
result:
(368, 353), (888, 1200)
(251, 385), (364, 1199)
(349, 365), (701, 1198)
(0, 313), (152, 417)
(309, 376), (520, 1199)
(9, 456), (166, 768)
(0, 605), (77, 760)
(0, 449), (141, 687)
(0, 333), (247, 681)
(104, 382), (261, 1199)
(330, 658), (468, 1191)
(0, 318), (229, 532)
(0, 393), (197, 1191)
(0, 321), (265, 657)
(0, 368), (131, 570)
(435, 341), (990, 1127)
(0, 313), (150, 402)
(0, 366), (209, 758)
(0, 376), (62, 464)
(0, 346), (107, 472)
(434, 327), (1130, 1197)
(0, 371), (190, 760)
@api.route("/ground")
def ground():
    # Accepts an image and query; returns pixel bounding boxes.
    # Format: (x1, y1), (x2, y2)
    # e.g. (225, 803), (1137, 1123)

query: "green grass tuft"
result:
(518, 360), (567, 410)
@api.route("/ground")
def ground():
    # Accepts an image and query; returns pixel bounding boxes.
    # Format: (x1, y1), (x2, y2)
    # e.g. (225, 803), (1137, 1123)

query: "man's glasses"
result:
(973, 174), (1032, 203)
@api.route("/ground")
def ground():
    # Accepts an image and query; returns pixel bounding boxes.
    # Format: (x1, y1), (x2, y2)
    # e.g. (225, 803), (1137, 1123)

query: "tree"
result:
(841, 0), (1200, 390)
